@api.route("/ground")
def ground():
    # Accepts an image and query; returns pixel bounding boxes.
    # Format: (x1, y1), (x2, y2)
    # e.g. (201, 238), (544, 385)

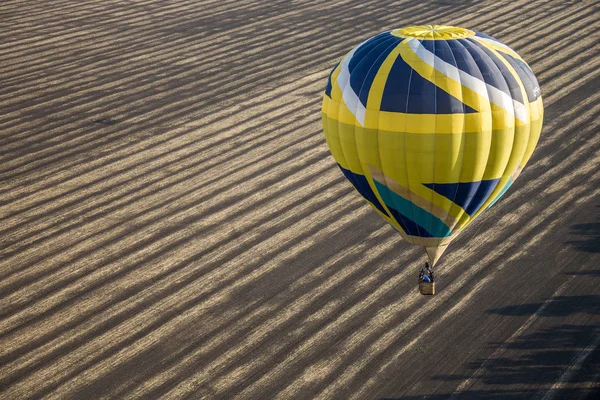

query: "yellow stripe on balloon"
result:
(365, 41), (405, 114)
(472, 37), (525, 62)
(324, 102), (525, 134)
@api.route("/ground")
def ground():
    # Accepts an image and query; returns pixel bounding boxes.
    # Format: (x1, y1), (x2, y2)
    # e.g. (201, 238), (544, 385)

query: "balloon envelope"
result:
(322, 25), (543, 265)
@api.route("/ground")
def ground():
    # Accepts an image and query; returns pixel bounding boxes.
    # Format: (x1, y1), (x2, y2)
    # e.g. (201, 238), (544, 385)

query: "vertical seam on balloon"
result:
(357, 35), (400, 108)
(380, 40), (415, 239)
(451, 37), (482, 228)
(336, 37), (377, 127)
(402, 38), (423, 240)
(335, 34), (404, 218)
(446, 39), (466, 234)
(463, 37), (500, 217)
(362, 38), (414, 236)
(505, 52), (538, 171)
(490, 48), (520, 212)
(352, 35), (401, 208)
(378, 41), (416, 237)
(355, 38), (411, 237)
(494, 47), (534, 197)
(334, 38), (380, 182)
(478, 40), (532, 208)
(519, 97), (541, 171)
(343, 34), (398, 126)
(335, 51), (358, 192)
(471, 36), (529, 123)
(378, 43), (415, 240)
(429, 36), (437, 238)
(454, 38), (496, 224)
(344, 35), (396, 178)
(331, 45), (360, 173)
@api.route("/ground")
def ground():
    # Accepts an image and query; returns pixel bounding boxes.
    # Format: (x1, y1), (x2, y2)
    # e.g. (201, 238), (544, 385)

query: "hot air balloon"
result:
(321, 25), (543, 281)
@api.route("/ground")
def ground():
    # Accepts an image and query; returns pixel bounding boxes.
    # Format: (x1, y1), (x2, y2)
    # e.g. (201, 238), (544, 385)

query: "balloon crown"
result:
(391, 25), (475, 40)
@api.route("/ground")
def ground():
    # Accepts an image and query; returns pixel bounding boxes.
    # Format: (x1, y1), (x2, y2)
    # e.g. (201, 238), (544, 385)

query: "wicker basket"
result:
(419, 281), (435, 295)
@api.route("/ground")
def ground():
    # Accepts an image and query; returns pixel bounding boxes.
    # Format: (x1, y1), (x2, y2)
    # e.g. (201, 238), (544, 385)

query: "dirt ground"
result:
(1, 0), (599, 399)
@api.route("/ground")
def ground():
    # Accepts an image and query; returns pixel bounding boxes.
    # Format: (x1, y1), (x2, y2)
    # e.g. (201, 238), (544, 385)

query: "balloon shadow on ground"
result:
(424, 296), (600, 399)
(487, 295), (600, 317)
(565, 223), (600, 253)
(566, 270), (600, 277)
(382, 292), (600, 399)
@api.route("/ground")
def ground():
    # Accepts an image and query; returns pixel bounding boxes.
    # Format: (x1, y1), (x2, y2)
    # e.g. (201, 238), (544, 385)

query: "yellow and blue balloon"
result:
(322, 25), (543, 265)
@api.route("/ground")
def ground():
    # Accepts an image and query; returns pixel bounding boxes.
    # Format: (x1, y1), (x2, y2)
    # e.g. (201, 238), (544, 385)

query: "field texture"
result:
(1, 0), (599, 399)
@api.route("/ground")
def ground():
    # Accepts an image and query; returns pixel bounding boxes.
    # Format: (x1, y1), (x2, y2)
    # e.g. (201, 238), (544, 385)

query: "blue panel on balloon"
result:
(381, 52), (478, 114)
(387, 206), (432, 237)
(456, 39), (513, 100)
(466, 38), (524, 104)
(424, 39), (490, 113)
(338, 164), (389, 217)
(324, 61), (339, 98)
(349, 34), (401, 107)
(441, 39), (486, 83)
(499, 52), (541, 102)
(349, 32), (393, 71)
(423, 179), (500, 216)
(374, 180), (452, 238)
